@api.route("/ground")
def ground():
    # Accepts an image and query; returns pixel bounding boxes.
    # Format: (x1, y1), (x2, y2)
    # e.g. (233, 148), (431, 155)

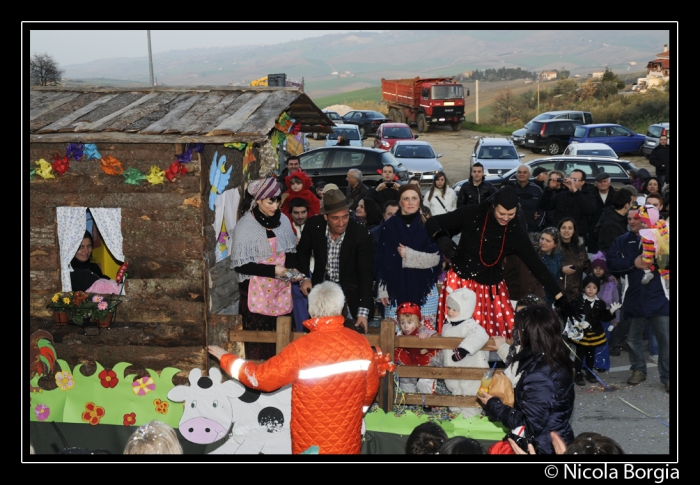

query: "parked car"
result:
(341, 110), (391, 136)
(453, 156), (640, 191)
(311, 109), (342, 140)
(570, 123), (646, 155)
(297, 146), (408, 192)
(524, 119), (584, 155)
(373, 122), (417, 150)
(512, 110), (594, 147)
(389, 140), (444, 184)
(325, 124), (367, 147)
(563, 142), (618, 158)
(471, 137), (525, 176)
(641, 122), (670, 158)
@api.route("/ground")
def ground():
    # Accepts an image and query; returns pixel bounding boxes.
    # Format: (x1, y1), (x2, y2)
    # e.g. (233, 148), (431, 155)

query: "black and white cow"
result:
(167, 367), (292, 454)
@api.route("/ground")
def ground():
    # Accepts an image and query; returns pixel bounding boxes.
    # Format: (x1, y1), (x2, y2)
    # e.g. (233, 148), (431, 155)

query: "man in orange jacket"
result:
(209, 281), (380, 454)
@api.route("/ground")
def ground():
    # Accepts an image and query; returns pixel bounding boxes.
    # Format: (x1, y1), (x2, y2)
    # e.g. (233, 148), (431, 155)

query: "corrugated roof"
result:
(29, 86), (334, 143)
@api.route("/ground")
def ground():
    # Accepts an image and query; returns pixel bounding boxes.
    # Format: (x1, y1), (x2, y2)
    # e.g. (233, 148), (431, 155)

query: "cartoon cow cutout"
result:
(167, 367), (292, 454)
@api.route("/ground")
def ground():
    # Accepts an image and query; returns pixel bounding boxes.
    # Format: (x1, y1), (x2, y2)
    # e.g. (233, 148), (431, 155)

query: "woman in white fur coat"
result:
(440, 287), (490, 417)
(424, 172), (457, 216)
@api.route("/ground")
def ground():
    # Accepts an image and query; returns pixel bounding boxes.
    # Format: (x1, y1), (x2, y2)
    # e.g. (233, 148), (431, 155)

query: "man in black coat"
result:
(538, 169), (596, 240)
(368, 164), (401, 207)
(649, 134), (669, 188)
(292, 188), (375, 334)
(506, 165), (544, 233)
(456, 162), (496, 207)
(595, 189), (634, 254)
(586, 172), (616, 255)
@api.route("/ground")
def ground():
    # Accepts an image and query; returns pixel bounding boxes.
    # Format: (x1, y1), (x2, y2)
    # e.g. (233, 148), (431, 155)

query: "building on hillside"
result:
(590, 71), (605, 79)
(540, 71), (558, 81)
(28, 85), (333, 383)
(642, 44), (670, 90)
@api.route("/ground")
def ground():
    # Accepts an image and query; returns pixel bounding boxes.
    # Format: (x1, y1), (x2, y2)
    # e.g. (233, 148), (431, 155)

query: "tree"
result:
(601, 67), (625, 90)
(491, 88), (515, 126)
(30, 53), (65, 86)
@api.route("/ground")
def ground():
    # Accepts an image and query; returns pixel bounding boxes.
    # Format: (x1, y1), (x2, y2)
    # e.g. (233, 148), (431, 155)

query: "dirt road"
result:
(308, 126), (653, 187)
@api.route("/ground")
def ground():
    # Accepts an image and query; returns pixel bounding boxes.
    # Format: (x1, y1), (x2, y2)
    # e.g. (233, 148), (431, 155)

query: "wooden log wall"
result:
(28, 140), (262, 384)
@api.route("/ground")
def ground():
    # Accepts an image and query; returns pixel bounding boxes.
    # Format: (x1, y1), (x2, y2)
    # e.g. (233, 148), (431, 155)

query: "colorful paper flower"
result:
(165, 161), (189, 182)
(242, 145), (256, 178)
(146, 165), (166, 186)
(132, 376), (156, 396)
(34, 404), (50, 421)
(35, 159), (55, 179)
(55, 371), (75, 391)
(82, 402), (106, 426)
(66, 143), (84, 161)
(122, 167), (146, 186)
(84, 143), (101, 160)
(92, 295), (104, 303)
(100, 155), (124, 175)
(153, 399), (169, 415)
(98, 369), (119, 389)
(223, 142), (246, 150)
(51, 153), (70, 176)
(123, 412), (137, 426)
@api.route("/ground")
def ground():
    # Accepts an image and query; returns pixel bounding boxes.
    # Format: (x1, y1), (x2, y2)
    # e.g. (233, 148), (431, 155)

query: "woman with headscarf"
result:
(425, 186), (570, 338)
(230, 178), (301, 360)
(375, 184), (442, 327)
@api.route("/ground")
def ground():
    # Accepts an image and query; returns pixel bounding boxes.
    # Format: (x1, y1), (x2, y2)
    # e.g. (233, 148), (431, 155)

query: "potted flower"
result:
(49, 292), (74, 326)
(89, 294), (113, 328)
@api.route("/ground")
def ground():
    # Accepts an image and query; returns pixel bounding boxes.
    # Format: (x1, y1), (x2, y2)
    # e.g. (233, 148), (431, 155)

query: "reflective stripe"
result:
(231, 358), (245, 379)
(298, 360), (370, 380)
(362, 406), (370, 413)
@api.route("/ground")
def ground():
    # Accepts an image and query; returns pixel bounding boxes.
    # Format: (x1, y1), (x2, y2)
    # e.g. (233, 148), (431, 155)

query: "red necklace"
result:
(479, 212), (508, 267)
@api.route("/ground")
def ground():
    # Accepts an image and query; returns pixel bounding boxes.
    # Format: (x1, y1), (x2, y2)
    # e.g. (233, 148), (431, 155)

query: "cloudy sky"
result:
(28, 27), (381, 66)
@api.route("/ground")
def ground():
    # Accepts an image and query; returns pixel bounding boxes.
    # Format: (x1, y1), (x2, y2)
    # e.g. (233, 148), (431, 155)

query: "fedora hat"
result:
(321, 188), (351, 214)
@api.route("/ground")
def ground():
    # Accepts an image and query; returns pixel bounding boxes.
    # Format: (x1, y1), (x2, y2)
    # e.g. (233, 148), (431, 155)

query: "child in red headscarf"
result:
(394, 301), (439, 394)
(280, 171), (320, 219)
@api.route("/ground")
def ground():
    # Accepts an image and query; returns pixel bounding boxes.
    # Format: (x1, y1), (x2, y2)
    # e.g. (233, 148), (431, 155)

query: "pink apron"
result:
(247, 237), (292, 316)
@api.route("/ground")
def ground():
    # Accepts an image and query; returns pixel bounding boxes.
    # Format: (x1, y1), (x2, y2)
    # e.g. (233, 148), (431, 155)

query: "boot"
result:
(584, 369), (597, 383)
(574, 372), (586, 386)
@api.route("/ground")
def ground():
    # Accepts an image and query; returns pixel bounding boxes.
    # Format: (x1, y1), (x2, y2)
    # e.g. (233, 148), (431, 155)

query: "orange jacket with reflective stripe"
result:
(220, 315), (379, 454)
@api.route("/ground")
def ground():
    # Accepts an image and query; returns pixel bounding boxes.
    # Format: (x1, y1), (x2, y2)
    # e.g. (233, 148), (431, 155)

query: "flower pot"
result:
(53, 311), (69, 326)
(97, 313), (112, 328)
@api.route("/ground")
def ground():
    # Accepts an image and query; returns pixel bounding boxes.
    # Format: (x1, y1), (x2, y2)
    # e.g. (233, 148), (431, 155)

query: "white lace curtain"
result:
(57, 207), (123, 292)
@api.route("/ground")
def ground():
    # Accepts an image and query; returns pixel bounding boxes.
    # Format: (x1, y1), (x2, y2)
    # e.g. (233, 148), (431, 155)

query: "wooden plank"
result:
(229, 329), (278, 343)
(402, 394), (481, 408)
(30, 132), (268, 144)
(105, 92), (180, 131)
(139, 93), (205, 134)
(164, 92), (225, 134)
(35, 93), (120, 133)
(207, 257), (236, 288)
(78, 92), (159, 131)
(240, 90), (300, 136)
(209, 283), (235, 314)
(276, 316), (292, 355)
(29, 92), (81, 120)
(207, 91), (272, 136)
(181, 92), (242, 135)
(395, 367), (504, 380)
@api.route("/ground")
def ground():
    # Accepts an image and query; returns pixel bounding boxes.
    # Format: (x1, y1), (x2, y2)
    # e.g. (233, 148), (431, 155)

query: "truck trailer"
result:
(381, 77), (468, 133)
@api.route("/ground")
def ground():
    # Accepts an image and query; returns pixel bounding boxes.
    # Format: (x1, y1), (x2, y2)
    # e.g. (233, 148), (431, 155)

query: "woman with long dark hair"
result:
(424, 172), (457, 216)
(478, 305), (575, 454)
(557, 217), (590, 301)
(355, 197), (382, 230)
(538, 227), (563, 306)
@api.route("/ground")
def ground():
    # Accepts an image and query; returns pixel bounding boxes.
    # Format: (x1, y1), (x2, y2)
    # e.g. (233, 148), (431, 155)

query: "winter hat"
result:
(532, 167), (548, 177)
(636, 205), (659, 227)
(321, 188), (352, 214)
(397, 301), (422, 322)
(248, 177), (281, 201)
(582, 274), (601, 292)
(446, 287), (477, 318)
(491, 186), (519, 210)
(620, 185), (638, 198)
(398, 183), (422, 201)
(590, 258), (609, 274)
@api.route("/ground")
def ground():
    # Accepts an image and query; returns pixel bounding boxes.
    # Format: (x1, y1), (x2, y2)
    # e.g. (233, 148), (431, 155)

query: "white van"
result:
(325, 124), (366, 147)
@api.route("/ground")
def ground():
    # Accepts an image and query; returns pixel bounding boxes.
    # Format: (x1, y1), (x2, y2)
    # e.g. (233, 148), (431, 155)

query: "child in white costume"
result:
(440, 287), (490, 417)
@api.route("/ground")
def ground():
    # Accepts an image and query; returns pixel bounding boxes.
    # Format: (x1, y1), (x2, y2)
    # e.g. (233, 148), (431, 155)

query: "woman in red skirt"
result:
(425, 187), (566, 338)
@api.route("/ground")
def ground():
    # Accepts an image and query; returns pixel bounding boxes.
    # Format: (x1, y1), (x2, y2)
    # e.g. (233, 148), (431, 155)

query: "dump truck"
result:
(381, 77), (469, 133)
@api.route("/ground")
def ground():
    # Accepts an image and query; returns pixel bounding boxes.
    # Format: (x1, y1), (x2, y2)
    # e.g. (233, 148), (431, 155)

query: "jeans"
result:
(656, 174), (666, 189)
(645, 322), (659, 356)
(609, 317), (630, 348)
(627, 316), (669, 384)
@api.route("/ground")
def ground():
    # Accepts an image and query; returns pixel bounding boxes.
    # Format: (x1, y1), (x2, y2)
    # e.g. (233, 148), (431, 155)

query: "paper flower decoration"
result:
(34, 403), (50, 421)
(82, 402), (106, 426)
(289, 121), (301, 135)
(100, 155), (124, 175)
(153, 399), (169, 415)
(35, 159), (55, 179)
(55, 371), (75, 391)
(122, 167), (146, 186)
(132, 376), (156, 396)
(51, 154), (70, 176)
(84, 143), (101, 160)
(165, 161), (189, 182)
(175, 143), (203, 163)
(65, 143), (84, 161)
(223, 142), (246, 150)
(146, 165), (166, 186)
(99, 369), (119, 389)
(208, 151), (232, 210)
(373, 347), (396, 377)
(242, 145), (256, 178)
(123, 412), (137, 426)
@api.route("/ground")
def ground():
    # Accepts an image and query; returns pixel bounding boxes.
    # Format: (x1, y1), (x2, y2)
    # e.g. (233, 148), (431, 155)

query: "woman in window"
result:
(70, 231), (110, 291)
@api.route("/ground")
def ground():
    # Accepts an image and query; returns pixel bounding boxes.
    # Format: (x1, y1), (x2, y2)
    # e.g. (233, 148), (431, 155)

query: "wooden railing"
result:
(229, 317), (505, 413)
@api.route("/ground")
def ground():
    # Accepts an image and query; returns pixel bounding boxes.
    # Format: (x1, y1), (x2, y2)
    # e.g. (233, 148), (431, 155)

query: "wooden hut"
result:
(28, 85), (333, 384)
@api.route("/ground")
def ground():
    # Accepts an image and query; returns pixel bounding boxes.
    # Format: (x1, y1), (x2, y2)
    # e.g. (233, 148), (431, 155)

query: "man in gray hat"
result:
(587, 172), (617, 255)
(290, 188), (375, 333)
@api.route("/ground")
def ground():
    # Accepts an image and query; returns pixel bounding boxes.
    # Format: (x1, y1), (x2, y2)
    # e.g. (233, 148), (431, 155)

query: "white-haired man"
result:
(208, 281), (380, 454)
(346, 168), (368, 212)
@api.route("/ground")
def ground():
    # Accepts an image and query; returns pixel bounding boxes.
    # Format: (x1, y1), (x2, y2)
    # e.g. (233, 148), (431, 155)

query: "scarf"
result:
(375, 212), (441, 306)
(229, 210), (297, 278)
(252, 206), (281, 229)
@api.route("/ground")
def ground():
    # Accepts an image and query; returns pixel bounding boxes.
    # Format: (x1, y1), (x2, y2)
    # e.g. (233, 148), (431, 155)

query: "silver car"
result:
(389, 140), (444, 184)
(641, 122), (669, 158)
(471, 137), (525, 176)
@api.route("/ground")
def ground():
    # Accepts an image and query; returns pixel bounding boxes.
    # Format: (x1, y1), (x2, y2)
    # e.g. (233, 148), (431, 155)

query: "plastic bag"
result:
(489, 372), (514, 407)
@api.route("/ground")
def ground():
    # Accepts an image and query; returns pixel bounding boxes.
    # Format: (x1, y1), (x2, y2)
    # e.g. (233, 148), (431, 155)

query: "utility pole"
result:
(537, 80), (540, 111)
(475, 80), (479, 124)
(147, 30), (154, 87)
